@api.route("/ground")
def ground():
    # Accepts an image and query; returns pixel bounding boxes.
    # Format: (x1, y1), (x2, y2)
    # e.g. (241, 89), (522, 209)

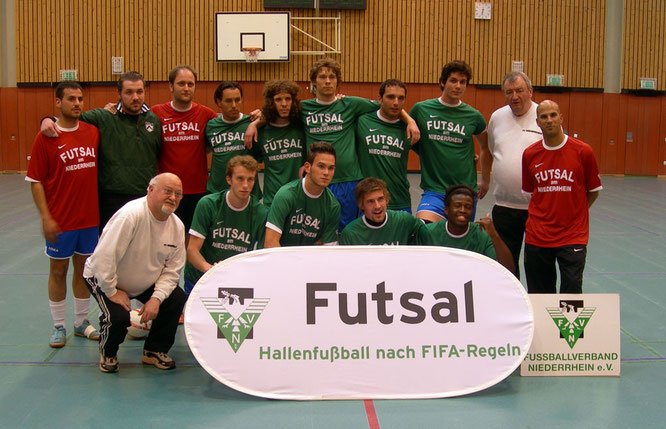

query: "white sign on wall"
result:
(521, 294), (620, 376)
(185, 246), (534, 400)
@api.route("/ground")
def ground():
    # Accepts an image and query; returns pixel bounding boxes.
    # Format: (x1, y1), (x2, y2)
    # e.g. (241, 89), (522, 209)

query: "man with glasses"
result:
(84, 173), (187, 373)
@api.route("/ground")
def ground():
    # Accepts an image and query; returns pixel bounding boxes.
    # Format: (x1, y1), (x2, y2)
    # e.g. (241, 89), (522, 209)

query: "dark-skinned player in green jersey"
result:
(423, 184), (515, 274)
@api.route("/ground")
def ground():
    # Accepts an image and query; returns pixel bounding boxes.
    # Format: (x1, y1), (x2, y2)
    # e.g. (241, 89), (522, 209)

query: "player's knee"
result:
(49, 260), (69, 280)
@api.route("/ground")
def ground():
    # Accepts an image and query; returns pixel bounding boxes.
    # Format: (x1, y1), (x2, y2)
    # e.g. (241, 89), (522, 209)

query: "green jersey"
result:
(266, 178), (341, 246)
(340, 210), (427, 245)
(185, 191), (268, 283)
(253, 122), (305, 206)
(410, 99), (486, 193)
(356, 111), (412, 210)
(423, 221), (496, 259)
(205, 114), (261, 198)
(300, 96), (377, 183)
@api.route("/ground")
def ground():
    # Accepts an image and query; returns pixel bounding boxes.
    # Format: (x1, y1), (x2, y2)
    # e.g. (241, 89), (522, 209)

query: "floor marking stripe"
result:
(364, 399), (380, 429)
(0, 210), (36, 229)
(586, 272), (666, 276)
(621, 328), (663, 357)
(593, 212), (666, 240)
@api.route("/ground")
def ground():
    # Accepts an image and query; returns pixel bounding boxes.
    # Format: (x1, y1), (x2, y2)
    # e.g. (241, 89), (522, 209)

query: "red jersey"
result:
(26, 123), (100, 231)
(152, 102), (218, 194)
(522, 136), (602, 247)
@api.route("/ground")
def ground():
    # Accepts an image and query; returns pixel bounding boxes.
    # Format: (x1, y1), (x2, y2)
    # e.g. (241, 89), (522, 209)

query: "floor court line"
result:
(593, 211), (666, 240)
(0, 273), (48, 276)
(621, 328), (663, 357)
(586, 273), (666, 276)
(0, 209), (37, 229)
(364, 399), (380, 429)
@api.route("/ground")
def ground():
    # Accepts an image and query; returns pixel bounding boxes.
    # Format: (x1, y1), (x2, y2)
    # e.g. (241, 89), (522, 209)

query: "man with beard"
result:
(152, 65), (217, 237)
(84, 173), (186, 373)
(41, 71), (162, 231)
(26, 81), (100, 347)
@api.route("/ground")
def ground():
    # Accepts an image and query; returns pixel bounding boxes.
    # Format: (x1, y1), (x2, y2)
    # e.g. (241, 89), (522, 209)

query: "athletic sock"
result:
(74, 297), (90, 327)
(49, 300), (67, 327)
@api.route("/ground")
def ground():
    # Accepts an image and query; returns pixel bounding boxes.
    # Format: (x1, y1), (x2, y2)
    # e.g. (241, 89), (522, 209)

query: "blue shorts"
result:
(416, 191), (477, 221)
(329, 181), (360, 231)
(45, 226), (98, 259)
(184, 277), (196, 296)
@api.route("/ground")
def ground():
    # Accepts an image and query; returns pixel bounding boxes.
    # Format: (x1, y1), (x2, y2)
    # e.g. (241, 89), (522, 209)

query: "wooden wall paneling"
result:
(565, 1), (573, 85)
(493, 0), (503, 83)
(534, 0), (545, 87)
(11, 0), (606, 87)
(90, 0), (97, 80)
(420, 2), (430, 84)
(39, 0), (47, 82)
(94, 0), (102, 81)
(137, 0), (145, 78)
(528, 0), (539, 85)
(600, 93), (625, 174)
(659, 96), (666, 176)
(407, 1), (416, 83)
(407, 148), (420, 172)
(0, 88), (19, 171)
(34, 0), (43, 81)
(639, 96), (661, 176)
(382, 1), (391, 81)
(87, 86), (118, 111)
(15, 89), (27, 170)
(597, 0), (606, 85)
(624, 95), (660, 175)
(108, 0), (116, 82)
(15, 1), (21, 82)
(659, 0), (665, 90)
(585, 2), (592, 86)
(621, 0), (666, 90)
(472, 88), (499, 124)
(567, 92), (603, 159)
(18, 88), (53, 170)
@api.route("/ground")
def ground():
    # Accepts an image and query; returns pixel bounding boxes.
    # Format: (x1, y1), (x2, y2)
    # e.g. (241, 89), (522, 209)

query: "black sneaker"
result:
(99, 353), (119, 373)
(142, 350), (176, 370)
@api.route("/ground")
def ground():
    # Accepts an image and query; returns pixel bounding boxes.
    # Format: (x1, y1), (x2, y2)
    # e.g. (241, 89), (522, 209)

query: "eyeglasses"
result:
(161, 186), (183, 199)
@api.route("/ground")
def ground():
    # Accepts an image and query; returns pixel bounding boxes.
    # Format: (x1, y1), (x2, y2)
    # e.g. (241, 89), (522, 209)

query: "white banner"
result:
(521, 294), (621, 376)
(185, 246), (534, 400)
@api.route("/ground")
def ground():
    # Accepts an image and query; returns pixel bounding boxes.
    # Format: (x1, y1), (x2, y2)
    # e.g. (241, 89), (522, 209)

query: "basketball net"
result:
(241, 47), (261, 63)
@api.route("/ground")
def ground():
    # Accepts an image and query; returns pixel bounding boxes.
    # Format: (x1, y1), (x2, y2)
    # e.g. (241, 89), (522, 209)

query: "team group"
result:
(27, 57), (601, 373)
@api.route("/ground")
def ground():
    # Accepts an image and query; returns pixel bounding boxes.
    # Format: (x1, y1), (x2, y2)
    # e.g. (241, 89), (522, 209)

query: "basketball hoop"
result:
(241, 47), (261, 63)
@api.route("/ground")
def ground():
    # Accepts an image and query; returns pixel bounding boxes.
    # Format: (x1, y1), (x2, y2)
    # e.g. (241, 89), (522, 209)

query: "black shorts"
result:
(524, 244), (587, 294)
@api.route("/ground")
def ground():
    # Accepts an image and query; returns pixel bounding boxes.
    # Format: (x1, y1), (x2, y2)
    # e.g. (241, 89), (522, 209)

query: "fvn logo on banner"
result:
(185, 246), (535, 400)
(521, 294), (620, 376)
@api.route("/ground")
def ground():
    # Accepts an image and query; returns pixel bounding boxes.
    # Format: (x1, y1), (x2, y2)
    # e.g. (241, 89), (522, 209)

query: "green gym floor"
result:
(1, 174), (664, 428)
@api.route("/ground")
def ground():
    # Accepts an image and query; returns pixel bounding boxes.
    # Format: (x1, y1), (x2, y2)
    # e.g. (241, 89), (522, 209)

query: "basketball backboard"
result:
(215, 12), (290, 62)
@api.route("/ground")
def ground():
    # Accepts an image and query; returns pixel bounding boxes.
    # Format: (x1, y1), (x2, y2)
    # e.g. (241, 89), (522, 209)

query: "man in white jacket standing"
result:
(484, 71), (542, 279)
(84, 173), (186, 373)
